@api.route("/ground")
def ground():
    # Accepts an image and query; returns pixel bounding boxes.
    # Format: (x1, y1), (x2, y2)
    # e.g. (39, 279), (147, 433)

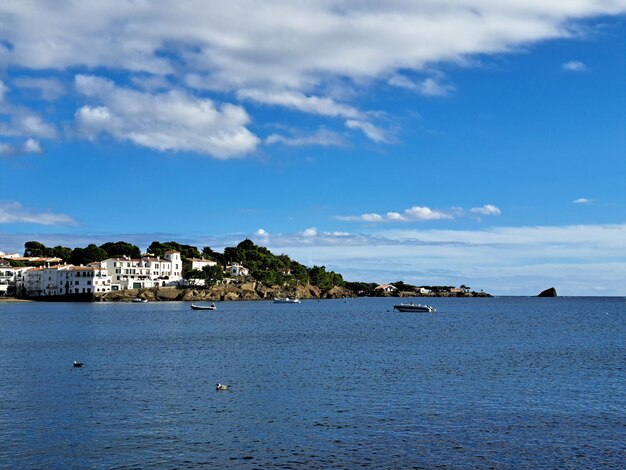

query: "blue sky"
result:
(1, 1), (625, 295)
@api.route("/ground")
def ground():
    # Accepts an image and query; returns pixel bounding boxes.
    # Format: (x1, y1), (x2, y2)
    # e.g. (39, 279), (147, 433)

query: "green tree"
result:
(202, 246), (225, 266)
(52, 246), (72, 261)
(100, 241), (141, 259)
(70, 244), (107, 265)
(24, 241), (48, 257)
(202, 264), (224, 286)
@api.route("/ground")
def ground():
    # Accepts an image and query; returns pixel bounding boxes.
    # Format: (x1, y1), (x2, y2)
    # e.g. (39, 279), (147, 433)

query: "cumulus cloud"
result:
(573, 198), (593, 204)
(0, 138), (44, 157)
(338, 205), (453, 222)
(0, 1), (622, 153)
(562, 60), (587, 72)
(1, 2), (623, 86)
(470, 204), (501, 216)
(74, 75), (260, 158)
(0, 113), (57, 139)
(339, 204), (503, 223)
(302, 227), (318, 237)
(0, 201), (76, 225)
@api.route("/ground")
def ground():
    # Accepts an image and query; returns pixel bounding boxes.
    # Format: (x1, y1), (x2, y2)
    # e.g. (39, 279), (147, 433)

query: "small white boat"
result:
(191, 303), (216, 311)
(273, 297), (301, 304)
(393, 303), (436, 313)
(132, 298), (148, 303)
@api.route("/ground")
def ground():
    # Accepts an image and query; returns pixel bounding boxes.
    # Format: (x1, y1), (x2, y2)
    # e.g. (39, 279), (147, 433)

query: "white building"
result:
(190, 258), (217, 271)
(19, 265), (112, 297)
(0, 265), (24, 296)
(226, 262), (249, 277)
(375, 284), (398, 293)
(97, 250), (183, 290)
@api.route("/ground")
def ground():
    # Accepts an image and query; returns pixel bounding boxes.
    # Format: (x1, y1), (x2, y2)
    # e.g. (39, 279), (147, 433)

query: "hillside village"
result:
(0, 240), (489, 301)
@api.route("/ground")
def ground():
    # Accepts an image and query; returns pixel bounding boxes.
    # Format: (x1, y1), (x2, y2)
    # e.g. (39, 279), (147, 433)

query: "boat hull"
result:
(393, 303), (436, 313)
(191, 304), (216, 310)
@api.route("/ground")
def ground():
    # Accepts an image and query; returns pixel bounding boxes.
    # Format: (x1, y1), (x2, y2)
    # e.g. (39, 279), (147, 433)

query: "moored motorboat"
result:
(132, 298), (148, 303)
(273, 297), (301, 304)
(393, 302), (436, 313)
(191, 303), (216, 310)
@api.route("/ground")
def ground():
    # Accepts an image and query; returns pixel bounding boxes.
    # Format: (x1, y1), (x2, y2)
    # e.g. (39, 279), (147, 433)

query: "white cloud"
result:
(338, 205), (452, 222)
(266, 128), (347, 147)
(470, 204), (501, 216)
(0, 80), (7, 102)
(389, 75), (454, 97)
(0, 138), (44, 157)
(23, 138), (43, 153)
(237, 89), (360, 119)
(345, 119), (391, 143)
(0, 113), (57, 139)
(573, 198), (593, 204)
(0, 201), (76, 225)
(302, 227), (318, 237)
(404, 206), (453, 221)
(2, 2), (623, 87)
(0, 1), (622, 152)
(562, 60), (587, 71)
(255, 228), (268, 236)
(74, 75), (260, 158)
(12, 77), (65, 100)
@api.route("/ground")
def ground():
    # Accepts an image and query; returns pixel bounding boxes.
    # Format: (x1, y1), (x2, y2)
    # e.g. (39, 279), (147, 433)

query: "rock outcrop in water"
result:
(537, 287), (557, 297)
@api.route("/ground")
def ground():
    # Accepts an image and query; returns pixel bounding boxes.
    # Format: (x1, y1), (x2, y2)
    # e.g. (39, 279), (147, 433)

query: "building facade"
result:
(97, 250), (183, 290)
(17, 265), (112, 297)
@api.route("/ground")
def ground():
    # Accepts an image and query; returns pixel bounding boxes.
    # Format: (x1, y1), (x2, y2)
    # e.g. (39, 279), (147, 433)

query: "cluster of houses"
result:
(373, 283), (469, 296)
(0, 250), (249, 298)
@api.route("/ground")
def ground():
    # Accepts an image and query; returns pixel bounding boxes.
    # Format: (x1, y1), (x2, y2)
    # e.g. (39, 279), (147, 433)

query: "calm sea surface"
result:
(0, 297), (624, 468)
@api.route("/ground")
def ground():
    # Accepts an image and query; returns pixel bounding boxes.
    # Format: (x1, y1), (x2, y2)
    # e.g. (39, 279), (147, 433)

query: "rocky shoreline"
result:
(95, 282), (355, 302)
(93, 283), (492, 302)
(1, 284), (492, 303)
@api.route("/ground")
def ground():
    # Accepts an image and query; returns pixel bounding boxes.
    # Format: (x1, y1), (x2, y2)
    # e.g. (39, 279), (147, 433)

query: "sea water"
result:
(0, 297), (624, 468)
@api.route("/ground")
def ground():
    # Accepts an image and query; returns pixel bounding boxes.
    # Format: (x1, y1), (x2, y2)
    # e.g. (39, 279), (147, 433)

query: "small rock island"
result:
(537, 287), (557, 297)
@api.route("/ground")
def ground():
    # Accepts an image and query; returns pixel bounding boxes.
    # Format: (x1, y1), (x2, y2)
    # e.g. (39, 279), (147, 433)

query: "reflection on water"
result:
(0, 297), (624, 467)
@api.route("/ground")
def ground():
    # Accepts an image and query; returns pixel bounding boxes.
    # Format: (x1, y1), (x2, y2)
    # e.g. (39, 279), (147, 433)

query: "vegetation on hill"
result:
(14, 238), (345, 291)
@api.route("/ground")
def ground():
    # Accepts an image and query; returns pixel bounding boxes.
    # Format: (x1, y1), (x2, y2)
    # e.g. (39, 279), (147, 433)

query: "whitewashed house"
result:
(190, 258), (217, 271)
(20, 264), (112, 297)
(0, 265), (22, 296)
(375, 284), (398, 294)
(97, 250), (183, 290)
(227, 262), (249, 277)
